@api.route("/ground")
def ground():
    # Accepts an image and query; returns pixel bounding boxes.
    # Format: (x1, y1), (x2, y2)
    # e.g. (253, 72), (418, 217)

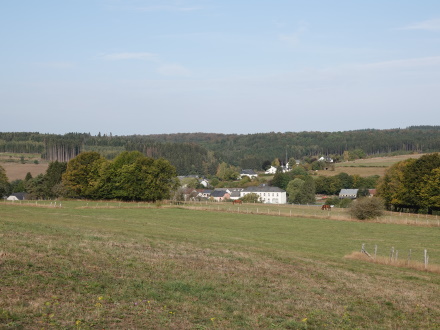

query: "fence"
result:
(3, 198), (440, 227)
(360, 243), (439, 273)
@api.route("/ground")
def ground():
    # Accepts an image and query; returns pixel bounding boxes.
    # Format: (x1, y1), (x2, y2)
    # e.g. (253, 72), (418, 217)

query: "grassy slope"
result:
(0, 153), (48, 181)
(316, 154), (426, 177)
(1, 203), (440, 329)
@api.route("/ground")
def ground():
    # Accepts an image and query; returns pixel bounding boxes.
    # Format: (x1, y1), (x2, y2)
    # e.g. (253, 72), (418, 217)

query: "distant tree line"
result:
(1, 126), (440, 174)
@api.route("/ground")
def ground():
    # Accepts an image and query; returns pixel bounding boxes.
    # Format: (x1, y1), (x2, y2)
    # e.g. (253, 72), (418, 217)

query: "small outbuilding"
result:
(7, 192), (27, 201)
(339, 189), (359, 199)
(240, 169), (258, 179)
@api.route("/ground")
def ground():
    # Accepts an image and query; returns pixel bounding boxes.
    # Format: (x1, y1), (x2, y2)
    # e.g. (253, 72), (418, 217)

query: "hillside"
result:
(1, 126), (440, 175)
(315, 153), (425, 177)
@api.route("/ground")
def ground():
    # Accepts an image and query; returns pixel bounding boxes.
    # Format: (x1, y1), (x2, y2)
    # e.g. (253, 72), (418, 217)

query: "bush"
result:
(349, 197), (385, 220)
(241, 193), (261, 203)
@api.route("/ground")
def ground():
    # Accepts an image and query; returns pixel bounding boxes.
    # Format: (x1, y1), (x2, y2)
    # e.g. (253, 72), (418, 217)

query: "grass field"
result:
(1, 201), (440, 328)
(316, 153), (425, 177)
(0, 153), (48, 181)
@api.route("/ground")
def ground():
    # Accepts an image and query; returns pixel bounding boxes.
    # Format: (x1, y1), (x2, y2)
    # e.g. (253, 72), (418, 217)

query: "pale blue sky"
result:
(1, 0), (440, 135)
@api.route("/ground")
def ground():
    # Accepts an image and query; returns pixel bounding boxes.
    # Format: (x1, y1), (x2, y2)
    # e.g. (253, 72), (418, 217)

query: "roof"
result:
(211, 190), (229, 198)
(339, 189), (359, 196)
(243, 186), (286, 193)
(241, 169), (257, 175)
(8, 192), (27, 200)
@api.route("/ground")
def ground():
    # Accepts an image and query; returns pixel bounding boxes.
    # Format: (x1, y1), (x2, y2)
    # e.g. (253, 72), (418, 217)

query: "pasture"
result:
(0, 152), (48, 181)
(1, 201), (440, 329)
(316, 153), (425, 177)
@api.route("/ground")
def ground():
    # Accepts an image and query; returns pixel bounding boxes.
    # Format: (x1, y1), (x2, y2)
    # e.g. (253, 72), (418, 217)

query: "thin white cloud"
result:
(157, 64), (191, 76)
(399, 18), (440, 31)
(100, 52), (158, 61)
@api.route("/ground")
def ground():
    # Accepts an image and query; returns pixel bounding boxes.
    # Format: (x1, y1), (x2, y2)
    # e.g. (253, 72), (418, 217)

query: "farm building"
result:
(210, 189), (231, 202)
(7, 192), (27, 201)
(240, 169), (258, 179)
(339, 189), (359, 199)
(240, 186), (287, 204)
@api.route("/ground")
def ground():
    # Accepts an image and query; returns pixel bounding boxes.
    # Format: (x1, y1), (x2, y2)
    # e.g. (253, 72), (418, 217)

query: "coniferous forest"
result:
(1, 126), (440, 175)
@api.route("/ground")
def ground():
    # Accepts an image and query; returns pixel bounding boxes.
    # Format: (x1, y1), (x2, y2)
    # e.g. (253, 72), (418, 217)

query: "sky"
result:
(1, 0), (440, 135)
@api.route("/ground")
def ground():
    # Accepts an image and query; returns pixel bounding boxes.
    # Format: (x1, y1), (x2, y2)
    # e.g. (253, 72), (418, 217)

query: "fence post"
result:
(424, 249), (429, 269)
(374, 245), (377, 261)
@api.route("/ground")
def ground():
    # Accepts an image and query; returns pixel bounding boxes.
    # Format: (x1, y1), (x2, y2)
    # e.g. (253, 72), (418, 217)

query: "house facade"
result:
(240, 186), (287, 204)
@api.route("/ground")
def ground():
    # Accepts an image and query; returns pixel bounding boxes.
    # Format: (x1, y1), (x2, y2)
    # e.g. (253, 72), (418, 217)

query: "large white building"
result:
(240, 186), (287, 204)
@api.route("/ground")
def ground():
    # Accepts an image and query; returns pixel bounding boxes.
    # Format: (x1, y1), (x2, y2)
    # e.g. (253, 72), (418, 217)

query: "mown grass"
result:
(1, 202), (440, 329)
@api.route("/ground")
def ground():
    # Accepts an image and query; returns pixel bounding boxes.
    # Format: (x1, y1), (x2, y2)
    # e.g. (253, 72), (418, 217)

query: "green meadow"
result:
(1, 202), (440, 329)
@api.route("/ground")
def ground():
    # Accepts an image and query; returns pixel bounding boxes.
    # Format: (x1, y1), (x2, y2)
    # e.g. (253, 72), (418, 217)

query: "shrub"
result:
(241, 193), (261, 203)
(349, 197), (384, 220)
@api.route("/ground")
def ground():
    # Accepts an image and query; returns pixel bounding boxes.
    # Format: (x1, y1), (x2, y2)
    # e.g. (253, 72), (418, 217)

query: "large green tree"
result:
(63, 151), (178, 201)
(0, 164), (9, 197)
(286, 178), (304, 203)
(377, 153), (440, 213)
(419, 168), (440, 211)
(62, 151), (107, 199)
(43, 161), (67, 198)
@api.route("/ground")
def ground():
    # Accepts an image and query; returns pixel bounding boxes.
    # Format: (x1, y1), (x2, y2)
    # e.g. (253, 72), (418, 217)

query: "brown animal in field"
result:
(321, 204), (331, 210)
(232, 200), (243, 205)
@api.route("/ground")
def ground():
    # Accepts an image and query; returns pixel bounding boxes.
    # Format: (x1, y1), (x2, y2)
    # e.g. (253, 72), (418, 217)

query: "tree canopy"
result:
(377, 153), (440, 213)
(62, 151), (177, 201)
(0, 164), (9, 197)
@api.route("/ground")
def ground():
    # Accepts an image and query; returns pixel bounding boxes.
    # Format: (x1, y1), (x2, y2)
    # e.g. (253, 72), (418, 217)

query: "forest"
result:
(1, 126), (440, 175)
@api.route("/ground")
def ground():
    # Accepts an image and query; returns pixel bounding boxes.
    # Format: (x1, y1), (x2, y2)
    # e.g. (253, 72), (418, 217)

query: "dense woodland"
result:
(1, 126), (440, 175)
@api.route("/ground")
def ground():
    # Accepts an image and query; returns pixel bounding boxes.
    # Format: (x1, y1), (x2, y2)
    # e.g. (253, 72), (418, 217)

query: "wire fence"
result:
(3, 198), (440, 227)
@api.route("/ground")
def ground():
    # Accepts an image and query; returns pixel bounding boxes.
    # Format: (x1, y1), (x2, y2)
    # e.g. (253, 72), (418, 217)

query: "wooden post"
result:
(407, 249), (411, 265)
(424, 249), (428, 270)
(374, 245), (377, 261)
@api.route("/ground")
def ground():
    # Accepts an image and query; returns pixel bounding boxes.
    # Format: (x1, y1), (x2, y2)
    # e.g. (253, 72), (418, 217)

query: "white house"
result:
(199, 179), (209, 187)
(265, 166), (278, 174)
(265, 163), (291, 174)
(240, 186), (287, 204)
(240, 169), (258, 179)
(318, 156), (334, 163)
